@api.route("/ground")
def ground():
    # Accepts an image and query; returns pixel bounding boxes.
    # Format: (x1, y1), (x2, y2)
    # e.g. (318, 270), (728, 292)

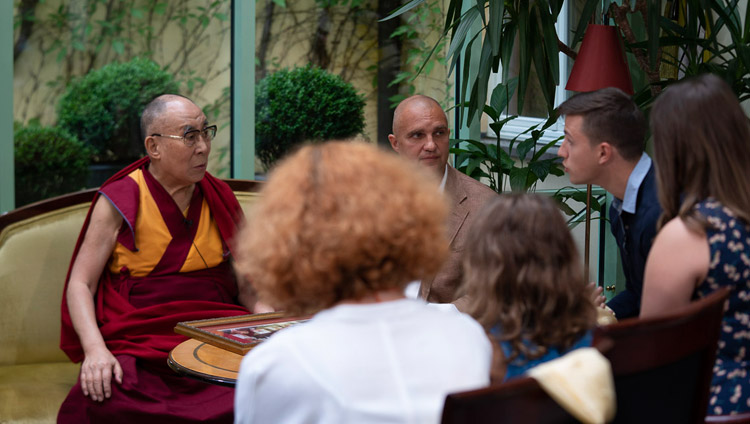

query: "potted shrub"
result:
(57, 57), (179, 182)
(14, 123), (92, 206)
(255, 65), (366, 169)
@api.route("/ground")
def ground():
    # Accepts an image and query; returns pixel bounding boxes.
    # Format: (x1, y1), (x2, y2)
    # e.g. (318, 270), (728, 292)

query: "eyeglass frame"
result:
(151, 125), (217, 147)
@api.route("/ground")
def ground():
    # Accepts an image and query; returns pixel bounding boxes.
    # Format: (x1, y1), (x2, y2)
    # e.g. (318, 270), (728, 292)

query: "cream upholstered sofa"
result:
(0, 180), (262, 423)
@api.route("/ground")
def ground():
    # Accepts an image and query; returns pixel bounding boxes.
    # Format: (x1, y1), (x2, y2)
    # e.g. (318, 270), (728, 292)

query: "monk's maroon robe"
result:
(58, 157), (249, 423)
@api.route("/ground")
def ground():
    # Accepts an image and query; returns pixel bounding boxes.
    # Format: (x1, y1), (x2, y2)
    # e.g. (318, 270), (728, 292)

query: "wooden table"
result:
(168, 338), (243, 386)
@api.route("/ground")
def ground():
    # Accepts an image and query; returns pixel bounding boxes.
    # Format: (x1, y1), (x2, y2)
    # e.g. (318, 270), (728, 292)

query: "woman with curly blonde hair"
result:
(461, 193), (597, 382)
(233, 141), (491, 424)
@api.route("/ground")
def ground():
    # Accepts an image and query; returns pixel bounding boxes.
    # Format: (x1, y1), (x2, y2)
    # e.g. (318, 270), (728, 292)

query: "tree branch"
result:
(610, 0), (662, 95)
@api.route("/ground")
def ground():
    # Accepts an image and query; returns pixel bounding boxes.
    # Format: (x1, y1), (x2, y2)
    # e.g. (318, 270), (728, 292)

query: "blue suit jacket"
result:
(606, 164), (662, 319)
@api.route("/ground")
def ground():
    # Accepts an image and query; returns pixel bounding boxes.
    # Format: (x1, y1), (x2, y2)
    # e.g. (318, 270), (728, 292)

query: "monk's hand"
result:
(80, 346), (123, 402)
(587, 282), (607, 309)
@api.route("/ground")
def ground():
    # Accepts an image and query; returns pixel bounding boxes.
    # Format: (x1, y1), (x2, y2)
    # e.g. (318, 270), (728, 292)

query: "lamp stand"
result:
(584, 183), (592, 283)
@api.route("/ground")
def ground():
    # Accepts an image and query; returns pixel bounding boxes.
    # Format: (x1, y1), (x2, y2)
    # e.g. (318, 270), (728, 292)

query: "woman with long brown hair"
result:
(461, 193), (598, 382)
(642, 73), (750, 415)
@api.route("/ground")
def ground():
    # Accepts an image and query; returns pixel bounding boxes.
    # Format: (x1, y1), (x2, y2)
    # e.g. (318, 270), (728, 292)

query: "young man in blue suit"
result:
(557, 88), (661, 320)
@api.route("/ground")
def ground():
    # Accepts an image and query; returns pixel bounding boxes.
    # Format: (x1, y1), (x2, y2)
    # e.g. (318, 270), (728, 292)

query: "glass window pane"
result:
(13, 0), (232, 206)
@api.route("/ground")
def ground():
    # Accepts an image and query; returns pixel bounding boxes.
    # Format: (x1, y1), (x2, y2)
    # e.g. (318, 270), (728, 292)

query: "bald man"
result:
(58, 94), (257, 423)
(389, 95), (496, 311)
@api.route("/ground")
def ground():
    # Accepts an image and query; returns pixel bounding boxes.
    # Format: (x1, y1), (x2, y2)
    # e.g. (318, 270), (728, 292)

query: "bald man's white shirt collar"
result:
(405, 164), (449, 301)
(439, 164), (448, 192)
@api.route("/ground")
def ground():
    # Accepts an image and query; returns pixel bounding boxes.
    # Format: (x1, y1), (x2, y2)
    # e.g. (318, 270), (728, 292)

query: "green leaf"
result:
(424, 60), (435, 75)
(112, 40), (124, 55)
(451, 137), (488, 154)
(516, 137), (535, 162)
(56, 47), (67, 63)
(509, 167), (535, 192)
(466, 157), (485, 176)
(529, 14), (555, 112)
(132, 8), (144, 19)
(489, 77), (517, 115)
(445, 0), (464, 39)
(548, 164), (564, 176)
(485, 143), (498, 160)
(549, 0), (564, 18)
(154, 2), (168, 14)
(568, 190), (602, 213)
(552, 194), (578, 216)
(497, 147), (514, 174)
(531, 135), (562, 161)
(529, 159), (554, 181)
(483, 104), (500, 122)
(500, 22), (517, 82)
(391, 25), (411, 38)
(571, 0), (599, 48)
(381, 0), (426, 22)
(450, 147), (482, 156)
(488, 115), (518, 135)
(446, 6), (481, 65)
(458, 37), (474, 109)
(468, 31), (495, 122)
(516, 3), (530, 114)
(415, 37), (448, 78)
(488, 0), (504, 56)
(475, 0), (486, 26)
(537, 2), (559, 85)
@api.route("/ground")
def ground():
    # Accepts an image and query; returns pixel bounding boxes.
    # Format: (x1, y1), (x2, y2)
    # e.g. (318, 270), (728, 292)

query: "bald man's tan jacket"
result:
(419, 165), (497, 311)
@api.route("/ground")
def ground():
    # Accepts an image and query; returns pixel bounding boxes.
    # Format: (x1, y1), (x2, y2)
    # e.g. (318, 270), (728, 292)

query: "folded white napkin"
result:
(527, 347), (616, 424)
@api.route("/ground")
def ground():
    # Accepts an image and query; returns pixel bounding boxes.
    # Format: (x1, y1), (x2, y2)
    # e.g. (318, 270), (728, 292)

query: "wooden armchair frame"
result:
(593, 287), (731, 424)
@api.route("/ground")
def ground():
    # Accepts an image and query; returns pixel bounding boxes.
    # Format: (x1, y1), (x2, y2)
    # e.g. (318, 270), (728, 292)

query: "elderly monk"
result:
(58, 94), (257, 423)
(388, 95), (496, 311)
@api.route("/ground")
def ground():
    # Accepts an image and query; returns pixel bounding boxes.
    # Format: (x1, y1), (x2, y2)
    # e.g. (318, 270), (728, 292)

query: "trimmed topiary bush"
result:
(255, 65), (366, 168)
(14, 123), (93, 206)
(57, 57), (179, 162)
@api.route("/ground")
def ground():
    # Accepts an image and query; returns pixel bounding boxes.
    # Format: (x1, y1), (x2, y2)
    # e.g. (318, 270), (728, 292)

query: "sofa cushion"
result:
(0, 203), (89, 366)
(0, 362), (80, 423)
(0, 184), (261, 423)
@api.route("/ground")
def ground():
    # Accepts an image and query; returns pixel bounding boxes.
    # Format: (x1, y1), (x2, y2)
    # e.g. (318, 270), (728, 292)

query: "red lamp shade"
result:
(566, 24), (634, 95)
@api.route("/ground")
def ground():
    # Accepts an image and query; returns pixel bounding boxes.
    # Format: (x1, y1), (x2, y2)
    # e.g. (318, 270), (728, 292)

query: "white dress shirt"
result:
(234, 298), (491, 424)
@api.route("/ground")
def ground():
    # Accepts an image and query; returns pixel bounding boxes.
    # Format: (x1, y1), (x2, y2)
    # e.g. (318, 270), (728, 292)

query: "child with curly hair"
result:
(461, 193), (598, 382)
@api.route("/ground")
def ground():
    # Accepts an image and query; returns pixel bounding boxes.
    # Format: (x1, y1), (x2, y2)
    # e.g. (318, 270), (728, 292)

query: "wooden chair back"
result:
(706, 413), (750, 423)
(440, 376), (578, 424)
(593, 287), (731, 424)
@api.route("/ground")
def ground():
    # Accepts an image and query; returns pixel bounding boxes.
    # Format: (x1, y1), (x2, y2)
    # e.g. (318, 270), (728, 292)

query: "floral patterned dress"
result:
(695, 199), (750, 415)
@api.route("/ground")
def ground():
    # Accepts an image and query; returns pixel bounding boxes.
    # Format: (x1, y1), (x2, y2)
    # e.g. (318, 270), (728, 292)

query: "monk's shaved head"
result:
(140, 94), (196, 140)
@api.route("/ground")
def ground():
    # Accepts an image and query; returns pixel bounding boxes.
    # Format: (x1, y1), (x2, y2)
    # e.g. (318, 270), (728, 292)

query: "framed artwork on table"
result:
(175, 312), (308, 355)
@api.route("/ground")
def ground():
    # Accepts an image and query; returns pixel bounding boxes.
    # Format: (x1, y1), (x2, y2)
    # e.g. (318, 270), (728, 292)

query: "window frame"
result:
(486, 1), (572, 145)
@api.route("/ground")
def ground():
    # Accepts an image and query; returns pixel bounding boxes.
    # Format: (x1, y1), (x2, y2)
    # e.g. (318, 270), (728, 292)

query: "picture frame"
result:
(175, 312), (308, 355)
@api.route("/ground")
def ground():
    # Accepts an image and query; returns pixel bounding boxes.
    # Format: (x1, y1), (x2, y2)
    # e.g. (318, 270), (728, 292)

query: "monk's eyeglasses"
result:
(151, 125), (217, 148)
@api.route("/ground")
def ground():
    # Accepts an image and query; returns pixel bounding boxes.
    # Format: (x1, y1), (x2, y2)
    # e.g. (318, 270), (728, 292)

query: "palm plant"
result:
(388, 0), (750, 121)
(384, 0), (749, 228)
